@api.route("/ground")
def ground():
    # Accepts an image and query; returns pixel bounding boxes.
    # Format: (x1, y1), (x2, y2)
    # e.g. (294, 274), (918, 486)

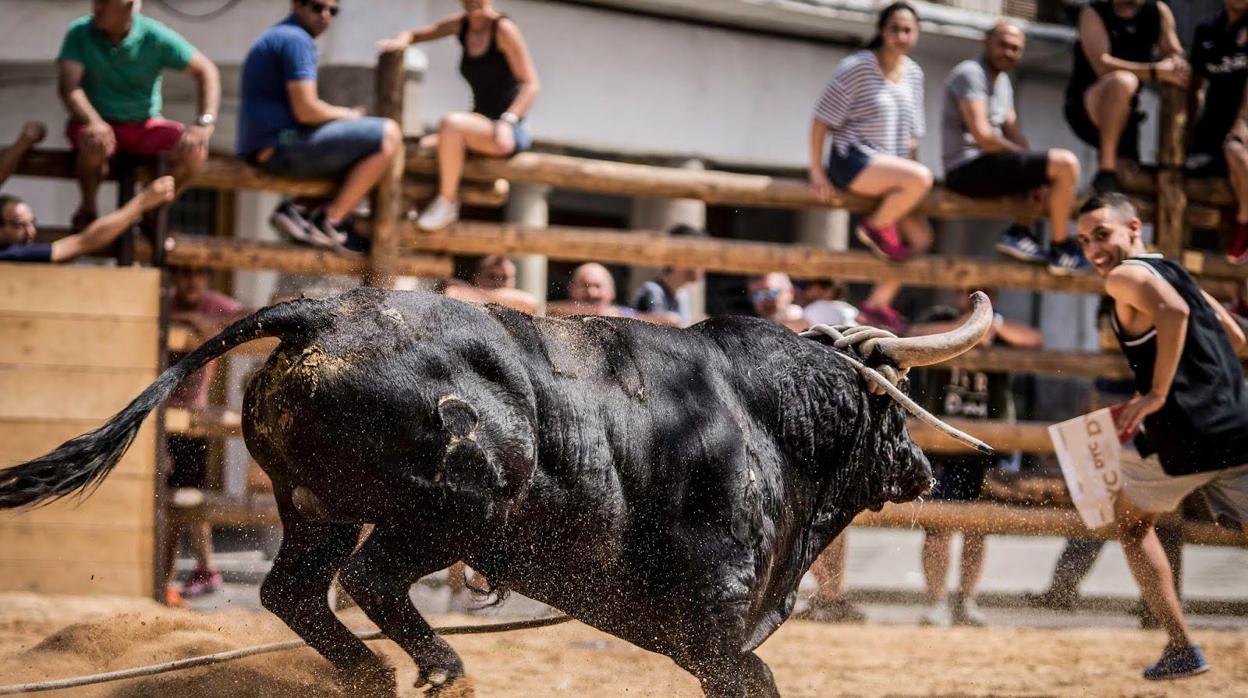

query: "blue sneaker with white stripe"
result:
(995, 225), (1047, 264)
(1143, 644), (1210, 681)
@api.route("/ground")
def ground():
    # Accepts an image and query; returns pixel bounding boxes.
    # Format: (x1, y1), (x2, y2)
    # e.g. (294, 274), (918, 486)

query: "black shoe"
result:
(1091, 170), (1122, 194)
(269, 201), (319, 247)
(307, 210), (363, 255)
(1023, 589), (1077, 612)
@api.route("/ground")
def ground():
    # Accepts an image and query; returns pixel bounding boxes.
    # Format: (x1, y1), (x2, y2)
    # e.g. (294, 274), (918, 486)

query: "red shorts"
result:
(66, 118), (185, 157)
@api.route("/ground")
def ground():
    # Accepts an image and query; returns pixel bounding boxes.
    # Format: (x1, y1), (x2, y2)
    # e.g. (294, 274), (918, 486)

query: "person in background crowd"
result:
(239, 0), (402, 252)
(1, 121), (174, 263)
(1065, 0), (1188, 193)
(796, 278), (860, 327)
(631, 223), (707, 327)
(443, 254), (538, 313)
(747, 273), (808, 332)
(1078, 193), (1248, 679)
(809, 1), (932, 333)
(162, 266), (248, 607)
(910, 288), (1043, 626)
(942, 21), (1088, 274)
(57, 0), (219, 231)
(379, 0), (540, 232)
(1188, 0), (1248, 264)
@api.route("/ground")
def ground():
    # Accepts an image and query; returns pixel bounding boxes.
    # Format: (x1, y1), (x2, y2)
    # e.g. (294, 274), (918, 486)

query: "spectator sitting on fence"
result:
(57, 0), (220, 232)
(162, 266), (248, 608)
(909, 288), (1042, 627)
(942, 22), (1088, 275)
(1188, 0), (1248, 264)
(380, 0), (540, 232)
(747, 272), (808, 332)
(1, 123), (173, 262)
(238, 0), (402, 253)
(808, 1), (932, 333)
(1077, 193), (1248, 680)
(630, 223), (707, 327)
(443, 254), (538, 313)
(795, 277), (859, 327)
(1065, 0), (1188, 194)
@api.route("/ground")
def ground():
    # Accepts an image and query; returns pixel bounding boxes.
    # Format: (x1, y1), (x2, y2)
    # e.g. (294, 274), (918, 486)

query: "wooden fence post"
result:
(1156, 84), (1189, 259)
(368, 49), (407, 288)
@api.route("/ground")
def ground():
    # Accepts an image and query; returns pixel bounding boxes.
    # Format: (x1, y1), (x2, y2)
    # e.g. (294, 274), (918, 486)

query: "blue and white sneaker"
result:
(995, 225), (1047, 264)
(1047, 239), (1092, 276)
(1143, 644), (1210, 681)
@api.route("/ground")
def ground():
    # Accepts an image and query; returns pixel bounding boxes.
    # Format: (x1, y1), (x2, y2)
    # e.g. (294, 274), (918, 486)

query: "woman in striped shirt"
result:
(808, 2), (933, 332)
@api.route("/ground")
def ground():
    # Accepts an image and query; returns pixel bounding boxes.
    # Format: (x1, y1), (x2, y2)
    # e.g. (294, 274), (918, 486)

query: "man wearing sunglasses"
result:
(57, 0), (220, 232)
(238, 0), (402, 253)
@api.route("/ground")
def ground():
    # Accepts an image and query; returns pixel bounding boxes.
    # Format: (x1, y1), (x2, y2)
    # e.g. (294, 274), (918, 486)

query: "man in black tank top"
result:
(1077, 193), (1248, 680)
(1065, 0), (1188, 193)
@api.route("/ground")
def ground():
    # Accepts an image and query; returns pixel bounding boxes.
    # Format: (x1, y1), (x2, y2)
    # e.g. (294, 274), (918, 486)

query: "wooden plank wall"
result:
(0, 263), (160, 596)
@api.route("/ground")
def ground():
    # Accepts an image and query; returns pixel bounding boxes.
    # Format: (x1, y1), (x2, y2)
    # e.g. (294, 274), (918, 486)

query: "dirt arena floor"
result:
(0, 592), (1244, 697)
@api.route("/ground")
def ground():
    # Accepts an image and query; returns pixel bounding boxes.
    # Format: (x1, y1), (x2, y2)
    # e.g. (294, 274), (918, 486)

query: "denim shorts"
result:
(511, 120), (532, 154)
(825, 143), (874, 189)
(262, 117), (387, 179)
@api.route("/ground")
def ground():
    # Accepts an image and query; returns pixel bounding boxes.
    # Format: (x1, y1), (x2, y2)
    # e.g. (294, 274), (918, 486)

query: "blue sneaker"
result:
(1143, 644), (1210, 681)
(1047, 239), (1092, 276)
(995, 225), (1047, 264)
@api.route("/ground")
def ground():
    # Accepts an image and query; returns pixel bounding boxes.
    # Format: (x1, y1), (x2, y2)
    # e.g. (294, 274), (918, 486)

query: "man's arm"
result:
(1106, 264), (1190, 435)
(51, 176), (175, 262)
(57, 60), (115, 153)
(0, 122), (46, 188)
(286, 81), (362, 126)
(1000, 110), (1028, 149)
(958, 98), (1021, 154)
(1157, 2), (1185, 59)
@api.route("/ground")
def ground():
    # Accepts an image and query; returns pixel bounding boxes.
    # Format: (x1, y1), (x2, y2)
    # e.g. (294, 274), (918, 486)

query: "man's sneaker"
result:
(180, 568), (223, 598)
(858, 303), (908, 335)
(1143, 644), (1210, 681)
(1092, 169), (1123, 194)
(919, 600), (950, 627)
(995, 225), (1047, 264)
(1022, 588), (1077, 612)
(856, 222), (909, 261)
(1048, 239), (1091, 276)
(269, 201), (321, 247)
(307, 210), (353, 250)
(417, 196), (461, 232)
(793, 597), (867, 624)
(1227, 222), (1248, 265)
(950, 593), (987, 627)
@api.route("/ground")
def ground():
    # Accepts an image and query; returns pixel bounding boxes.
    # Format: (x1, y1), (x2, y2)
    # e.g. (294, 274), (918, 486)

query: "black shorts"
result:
(944, 152), (1050, 198)
(929, 455), (994, 501)
(166, 436), (209, 489)
(1063, 96), (1143, 161)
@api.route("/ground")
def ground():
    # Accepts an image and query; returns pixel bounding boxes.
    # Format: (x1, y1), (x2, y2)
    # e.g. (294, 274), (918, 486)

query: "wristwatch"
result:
(500, 112), (520, 126)
(195, 113), (217, 128)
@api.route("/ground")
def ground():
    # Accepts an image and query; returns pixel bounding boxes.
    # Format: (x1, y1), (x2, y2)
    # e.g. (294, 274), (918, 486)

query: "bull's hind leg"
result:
(339, 526), (472, 696)
(260, 495), (394, 696)
(683, 651), (780, 698)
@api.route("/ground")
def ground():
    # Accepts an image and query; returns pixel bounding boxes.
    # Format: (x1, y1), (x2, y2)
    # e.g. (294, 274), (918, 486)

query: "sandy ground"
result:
(0, 592), (1245, 697)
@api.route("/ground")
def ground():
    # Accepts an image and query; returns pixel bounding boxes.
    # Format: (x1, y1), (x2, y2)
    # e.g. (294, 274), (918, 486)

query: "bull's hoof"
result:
(337, 659), (397, 698)
(425, 675), (477, 697)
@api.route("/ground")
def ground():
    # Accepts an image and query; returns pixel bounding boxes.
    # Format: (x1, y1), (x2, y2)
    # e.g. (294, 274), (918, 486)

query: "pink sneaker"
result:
(856, 222), (909, 261)
(180, 568), (223, 598)
(1227, 223), (1248, 265)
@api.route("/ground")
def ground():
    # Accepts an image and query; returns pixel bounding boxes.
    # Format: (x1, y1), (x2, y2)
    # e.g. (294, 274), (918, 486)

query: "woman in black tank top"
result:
(380, 0), (540, 231)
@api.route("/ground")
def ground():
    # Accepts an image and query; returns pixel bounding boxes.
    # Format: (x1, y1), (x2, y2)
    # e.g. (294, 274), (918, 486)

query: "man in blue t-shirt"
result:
(238, 0), (401, 252)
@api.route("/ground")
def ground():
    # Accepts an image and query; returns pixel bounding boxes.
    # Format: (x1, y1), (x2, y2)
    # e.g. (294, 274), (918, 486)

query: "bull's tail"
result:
(0, 298), (327, 510)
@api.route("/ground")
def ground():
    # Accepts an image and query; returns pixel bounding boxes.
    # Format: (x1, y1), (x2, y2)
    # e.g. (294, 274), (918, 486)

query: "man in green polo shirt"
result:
(57, 0), (220, 230)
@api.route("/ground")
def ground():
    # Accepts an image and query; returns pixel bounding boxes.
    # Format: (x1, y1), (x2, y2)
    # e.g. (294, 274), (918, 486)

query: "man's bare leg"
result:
(1083, 71), (1139, 174)
(1114, 495), (1191, 648)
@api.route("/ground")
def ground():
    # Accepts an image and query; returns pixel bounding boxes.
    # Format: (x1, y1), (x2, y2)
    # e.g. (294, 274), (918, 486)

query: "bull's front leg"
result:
(260, 489), (395, 697)
(339, 526), (472, 696)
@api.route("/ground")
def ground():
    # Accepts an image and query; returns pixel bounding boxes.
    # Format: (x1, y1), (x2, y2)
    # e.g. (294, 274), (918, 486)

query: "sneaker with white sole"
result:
(417, 197), (460, 232)
(1047, 239), (1091, 276)
(1143, 644), (1210, 681)
(950, 593), (987, 626)
(995, 225), (1047, 264)
(919, 600), (950, 626)
(269, 201), (318, 246)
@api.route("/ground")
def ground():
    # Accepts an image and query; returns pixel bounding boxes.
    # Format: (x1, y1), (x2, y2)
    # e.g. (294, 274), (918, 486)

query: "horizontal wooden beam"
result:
(167, 325), (277, 356)
(164, 407), (241, 439)
(1121, 167), (1235, 208)
(405, 221), (1240, 297)
(406, 152), (1219, 227)
(853, 500), (1246, 546)
(911, 418), (1053, 455)
(944, 346), (1130, 379)
(166, 492), (279, 528)
(156, 234), (453, 277)
(1182, 250), (1248, 281)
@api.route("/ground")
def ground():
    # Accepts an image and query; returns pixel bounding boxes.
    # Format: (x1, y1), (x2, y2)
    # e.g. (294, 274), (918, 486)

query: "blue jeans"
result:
(262, 117), (387, 179)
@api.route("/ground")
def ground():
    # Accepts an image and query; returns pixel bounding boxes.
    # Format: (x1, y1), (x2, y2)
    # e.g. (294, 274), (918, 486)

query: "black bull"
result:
(0, 289), (979, 697)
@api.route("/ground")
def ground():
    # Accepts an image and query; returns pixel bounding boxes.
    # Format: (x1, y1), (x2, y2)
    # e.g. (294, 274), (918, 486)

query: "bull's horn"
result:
(864, 291), (993, 368)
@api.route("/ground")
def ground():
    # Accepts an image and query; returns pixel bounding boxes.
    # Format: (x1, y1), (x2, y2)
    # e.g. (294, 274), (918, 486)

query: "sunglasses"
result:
(751, 289), (782, 302)
(303, 0), (339, 16)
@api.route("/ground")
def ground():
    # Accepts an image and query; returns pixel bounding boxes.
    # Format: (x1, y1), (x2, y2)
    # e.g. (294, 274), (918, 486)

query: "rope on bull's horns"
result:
(0, 614), (571, 695)
(800, 324), (993, 455)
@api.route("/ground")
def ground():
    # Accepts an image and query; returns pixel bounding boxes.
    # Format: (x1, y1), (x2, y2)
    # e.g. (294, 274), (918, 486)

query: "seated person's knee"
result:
(913, 165), (934, 191)
(381, 118), (402, 154)
(1225, 136), (1248, 163)
(1048, 149), (1080, 180)
(1106, 70), (1140, 94)
(439, 112), (471, 133)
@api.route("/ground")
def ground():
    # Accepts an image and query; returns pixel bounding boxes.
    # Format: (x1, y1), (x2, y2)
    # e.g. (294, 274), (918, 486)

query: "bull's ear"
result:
(437, 395), (479, 438)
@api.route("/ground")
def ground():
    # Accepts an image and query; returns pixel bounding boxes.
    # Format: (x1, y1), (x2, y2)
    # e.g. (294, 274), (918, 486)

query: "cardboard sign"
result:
(1048, 408), (1122, 529)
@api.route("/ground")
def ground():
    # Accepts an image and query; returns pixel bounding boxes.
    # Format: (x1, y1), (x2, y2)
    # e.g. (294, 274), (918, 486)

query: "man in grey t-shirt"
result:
(941, 21), (1088, 276)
